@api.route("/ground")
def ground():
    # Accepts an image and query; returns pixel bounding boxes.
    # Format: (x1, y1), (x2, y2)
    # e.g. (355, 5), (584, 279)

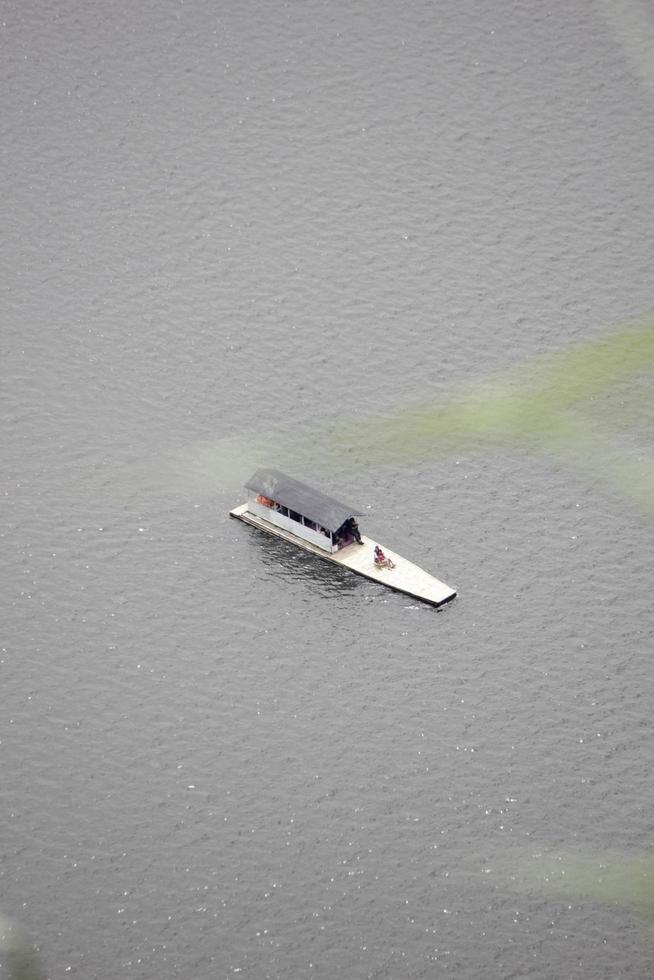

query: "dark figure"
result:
(346, 517), (364, 545)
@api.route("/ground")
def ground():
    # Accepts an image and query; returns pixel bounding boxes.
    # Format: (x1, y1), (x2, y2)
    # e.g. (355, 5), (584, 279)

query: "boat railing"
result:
(248, 496), (337, 552)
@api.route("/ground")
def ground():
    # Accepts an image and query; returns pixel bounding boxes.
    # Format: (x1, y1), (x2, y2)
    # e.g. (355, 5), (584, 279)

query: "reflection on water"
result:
(243, 524), (372, 598)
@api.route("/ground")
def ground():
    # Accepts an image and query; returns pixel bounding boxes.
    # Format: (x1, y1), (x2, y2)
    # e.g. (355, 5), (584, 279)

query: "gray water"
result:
(2, 1), (654, 978)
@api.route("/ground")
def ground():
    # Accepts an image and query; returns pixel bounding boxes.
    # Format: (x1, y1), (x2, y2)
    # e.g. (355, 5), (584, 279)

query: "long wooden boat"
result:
(230, 468), (456, 608)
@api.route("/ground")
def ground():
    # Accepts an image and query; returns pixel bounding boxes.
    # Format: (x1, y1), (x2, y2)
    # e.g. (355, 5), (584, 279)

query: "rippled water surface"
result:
(2, 1), (654, 978)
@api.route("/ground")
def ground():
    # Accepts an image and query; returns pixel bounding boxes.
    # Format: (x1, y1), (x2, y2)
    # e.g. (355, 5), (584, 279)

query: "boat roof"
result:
(245, 468), (364, 532)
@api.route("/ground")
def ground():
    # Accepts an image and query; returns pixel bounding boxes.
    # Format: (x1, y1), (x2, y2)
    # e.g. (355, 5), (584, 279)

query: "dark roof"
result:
(245, 468), (364, 532)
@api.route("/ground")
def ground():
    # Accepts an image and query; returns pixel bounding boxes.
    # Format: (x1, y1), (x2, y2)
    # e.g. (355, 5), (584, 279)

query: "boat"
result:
(229, 468), (457, 608)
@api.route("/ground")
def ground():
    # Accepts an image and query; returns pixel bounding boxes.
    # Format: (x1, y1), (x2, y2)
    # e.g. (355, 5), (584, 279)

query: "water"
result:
(2, 1), (654, 978)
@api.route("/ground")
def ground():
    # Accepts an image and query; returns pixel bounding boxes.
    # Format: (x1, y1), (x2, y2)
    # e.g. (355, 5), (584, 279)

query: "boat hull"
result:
(229, 503), (456, 608)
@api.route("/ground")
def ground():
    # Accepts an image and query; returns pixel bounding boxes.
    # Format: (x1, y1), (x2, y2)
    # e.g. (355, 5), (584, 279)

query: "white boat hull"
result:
(230, 503), (456, 608)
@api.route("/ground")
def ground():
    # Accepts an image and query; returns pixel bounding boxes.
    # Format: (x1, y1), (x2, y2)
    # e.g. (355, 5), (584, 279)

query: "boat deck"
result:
(230, 503), (456, 608)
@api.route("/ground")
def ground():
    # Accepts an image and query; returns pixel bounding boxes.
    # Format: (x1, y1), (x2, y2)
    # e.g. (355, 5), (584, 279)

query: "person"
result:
(374, 545), (395, 569)
(345, 516), (364, 545)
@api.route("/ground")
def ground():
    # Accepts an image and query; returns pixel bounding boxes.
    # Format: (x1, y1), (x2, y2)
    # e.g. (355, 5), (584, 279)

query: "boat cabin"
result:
(244, 468), (364, 554)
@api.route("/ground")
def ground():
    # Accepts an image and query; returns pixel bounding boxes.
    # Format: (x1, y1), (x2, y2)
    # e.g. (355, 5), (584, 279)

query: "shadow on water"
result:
(243, 525), (377, 600)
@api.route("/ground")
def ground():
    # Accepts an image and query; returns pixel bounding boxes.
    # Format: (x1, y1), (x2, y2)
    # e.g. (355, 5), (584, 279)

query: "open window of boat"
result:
(244, 467), (364, 554)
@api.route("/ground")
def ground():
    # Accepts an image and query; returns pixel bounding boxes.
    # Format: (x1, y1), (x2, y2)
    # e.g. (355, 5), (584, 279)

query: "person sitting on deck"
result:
(374, 545), (395, 569)
(345, 517), (364, 545)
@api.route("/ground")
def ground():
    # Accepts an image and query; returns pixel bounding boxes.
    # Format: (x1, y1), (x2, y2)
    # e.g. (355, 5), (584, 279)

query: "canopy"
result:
(245, 468), (364, 532)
